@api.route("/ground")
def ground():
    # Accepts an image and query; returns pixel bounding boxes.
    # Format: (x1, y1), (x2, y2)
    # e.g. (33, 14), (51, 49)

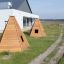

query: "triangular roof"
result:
(30, 19), (46, 37)
(26, 0), (32, 13)
(0, 0), (32, 13)
(0, 16), (29, 52)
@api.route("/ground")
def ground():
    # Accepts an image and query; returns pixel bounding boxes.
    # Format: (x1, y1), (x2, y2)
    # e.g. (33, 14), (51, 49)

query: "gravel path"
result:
(29, 32), (63, 64)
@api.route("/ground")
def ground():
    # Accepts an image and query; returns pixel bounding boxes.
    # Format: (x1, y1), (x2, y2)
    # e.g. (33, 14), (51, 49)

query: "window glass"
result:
(0, 2), (12, 9)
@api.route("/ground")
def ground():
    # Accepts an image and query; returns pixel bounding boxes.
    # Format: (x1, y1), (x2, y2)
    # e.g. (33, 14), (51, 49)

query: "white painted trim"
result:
(0, 9), (39, 32)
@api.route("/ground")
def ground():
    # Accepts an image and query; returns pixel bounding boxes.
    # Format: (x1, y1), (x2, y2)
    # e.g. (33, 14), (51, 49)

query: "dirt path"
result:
(29, 31), (63, 64)
(48, 45), (64, 64)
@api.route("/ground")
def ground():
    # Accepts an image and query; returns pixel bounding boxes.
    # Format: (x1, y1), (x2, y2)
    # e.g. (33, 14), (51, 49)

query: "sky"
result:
(28, 0), (64, 19)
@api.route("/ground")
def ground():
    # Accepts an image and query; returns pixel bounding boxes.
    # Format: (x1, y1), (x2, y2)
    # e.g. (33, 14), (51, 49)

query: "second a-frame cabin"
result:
(30, 19), (46, 37)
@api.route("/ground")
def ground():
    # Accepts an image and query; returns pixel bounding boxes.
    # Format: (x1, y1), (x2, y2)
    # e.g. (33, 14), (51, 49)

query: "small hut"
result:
(0, 16), (29, 52)
(30, 19), (46, 37)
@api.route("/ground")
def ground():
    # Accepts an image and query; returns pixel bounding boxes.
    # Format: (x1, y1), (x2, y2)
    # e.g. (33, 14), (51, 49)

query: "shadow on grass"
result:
(24, 32), (30, 36)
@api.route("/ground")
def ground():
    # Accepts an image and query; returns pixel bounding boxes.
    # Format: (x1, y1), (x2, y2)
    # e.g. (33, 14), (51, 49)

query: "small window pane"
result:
(35, 29), (38, 33)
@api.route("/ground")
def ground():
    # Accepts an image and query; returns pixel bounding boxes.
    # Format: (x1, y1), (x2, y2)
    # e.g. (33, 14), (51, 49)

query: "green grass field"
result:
(59, 57), (64, 64)
(58, 38), (64, 64)
(0, 23), (62, 64)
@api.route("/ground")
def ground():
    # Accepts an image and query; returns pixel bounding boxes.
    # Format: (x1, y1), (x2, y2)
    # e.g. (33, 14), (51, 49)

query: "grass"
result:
(59, 57), (64, 64)
(57, 39), (64, 64)
(58, 24), (64, 64)
(42, 38), (64, 64)
(41, 24), (64, 64)
(42, 47), (58, 64)
(0, 23), (62, 64)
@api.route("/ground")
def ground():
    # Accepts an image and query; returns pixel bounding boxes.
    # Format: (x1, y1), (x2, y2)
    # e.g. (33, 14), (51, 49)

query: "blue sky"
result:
(28, 0), (64, 19)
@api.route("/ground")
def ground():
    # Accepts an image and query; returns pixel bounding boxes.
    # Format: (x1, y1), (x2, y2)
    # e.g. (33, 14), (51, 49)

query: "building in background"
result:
(0, 0), (39, 32)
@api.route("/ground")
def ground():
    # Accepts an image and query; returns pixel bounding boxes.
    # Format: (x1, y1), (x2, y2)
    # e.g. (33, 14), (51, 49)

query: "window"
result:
(0, 2), (12, 9)
(23, 17), (27, 27)
(8, 2), (12, 9)
(21, 36), (24, 42)
(35, 29), (38, 33)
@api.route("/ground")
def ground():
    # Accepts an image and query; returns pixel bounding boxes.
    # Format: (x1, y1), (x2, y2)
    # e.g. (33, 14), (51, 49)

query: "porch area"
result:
(22, 17), (35, 31)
